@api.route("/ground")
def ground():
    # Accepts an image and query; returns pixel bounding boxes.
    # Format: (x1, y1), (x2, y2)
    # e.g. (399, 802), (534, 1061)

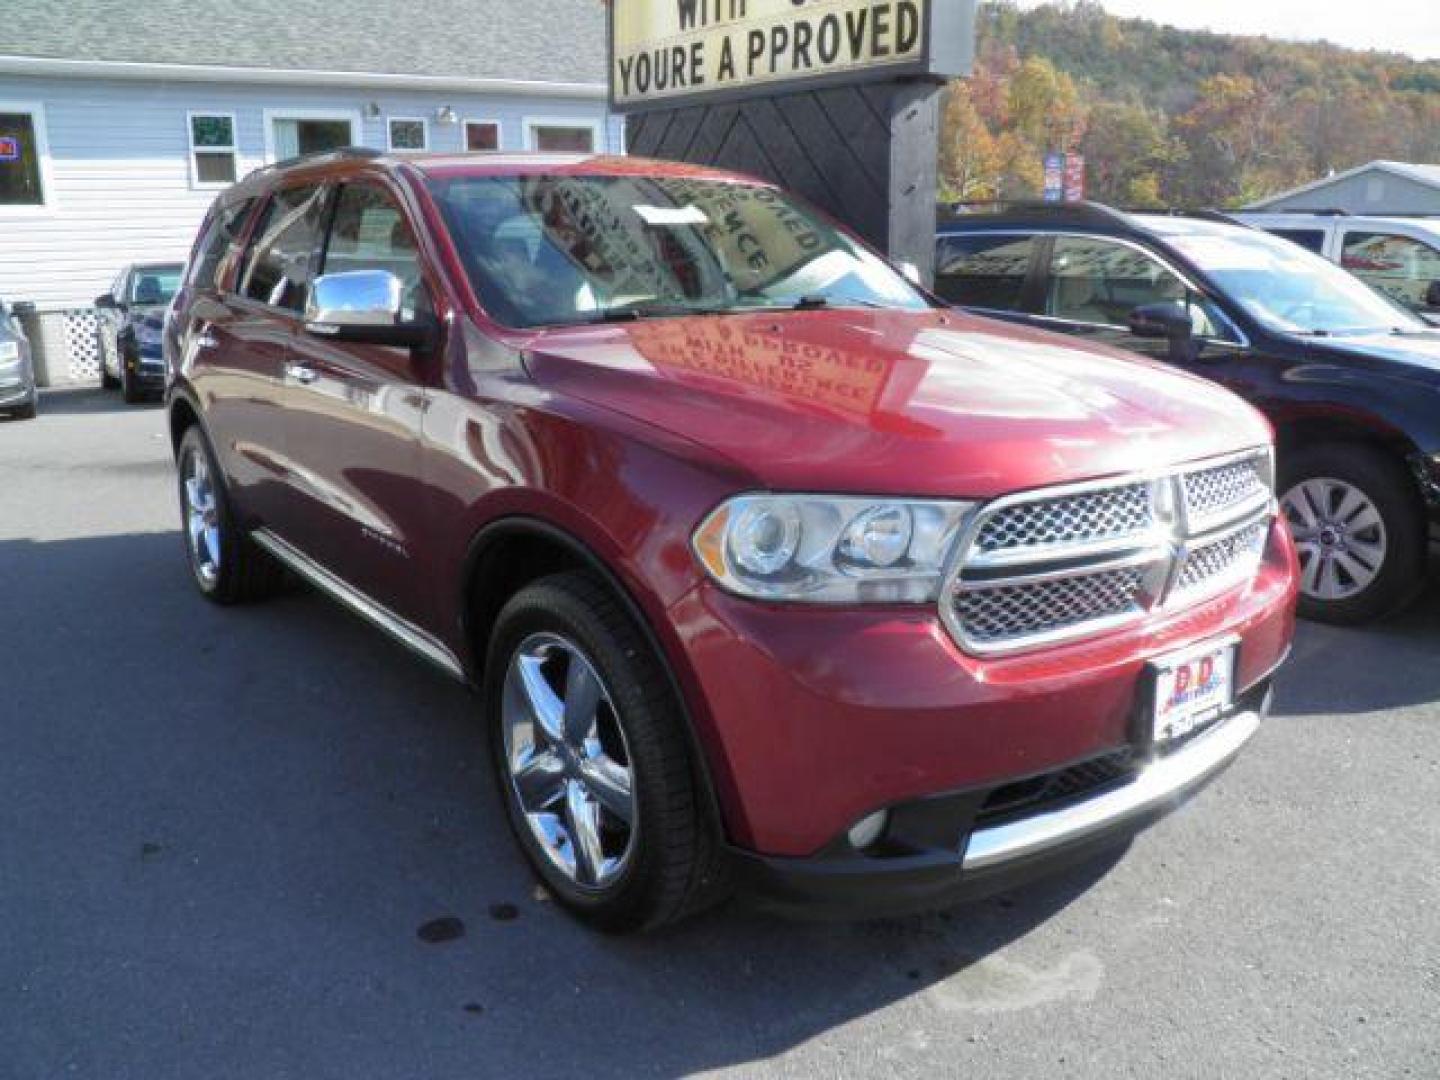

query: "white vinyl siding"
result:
(0, 75), (622, 309)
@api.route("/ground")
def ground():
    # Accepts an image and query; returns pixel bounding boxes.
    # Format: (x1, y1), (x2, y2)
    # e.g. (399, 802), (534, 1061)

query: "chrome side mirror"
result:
(304, 270), (433, 347)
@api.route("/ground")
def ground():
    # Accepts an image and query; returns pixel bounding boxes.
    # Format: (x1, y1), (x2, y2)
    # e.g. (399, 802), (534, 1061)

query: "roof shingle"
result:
(0, 0), (607, 86)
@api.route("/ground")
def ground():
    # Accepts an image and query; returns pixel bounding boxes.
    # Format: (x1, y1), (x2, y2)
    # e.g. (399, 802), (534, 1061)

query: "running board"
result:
(250, 528), (466, 683)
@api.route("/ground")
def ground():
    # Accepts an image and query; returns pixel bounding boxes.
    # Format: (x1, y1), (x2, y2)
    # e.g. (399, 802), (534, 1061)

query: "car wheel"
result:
(100, 363), (120, 390)
(485, 571), (724, 933)
(176, 425), (285, 604)
(1280, 443), (1427, 624)
(13, 398), (36, 420)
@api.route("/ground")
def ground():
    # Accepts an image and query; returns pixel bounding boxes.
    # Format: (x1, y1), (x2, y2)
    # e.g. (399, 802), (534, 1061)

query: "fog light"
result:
(847, 809), (890, 851)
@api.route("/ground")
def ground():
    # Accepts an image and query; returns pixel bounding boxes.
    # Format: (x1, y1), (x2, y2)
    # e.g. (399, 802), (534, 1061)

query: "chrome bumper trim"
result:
(962, 698), (1267, 873)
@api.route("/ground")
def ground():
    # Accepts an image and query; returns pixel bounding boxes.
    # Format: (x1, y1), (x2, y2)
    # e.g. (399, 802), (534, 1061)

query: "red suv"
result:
(165, 149), (1298, 931)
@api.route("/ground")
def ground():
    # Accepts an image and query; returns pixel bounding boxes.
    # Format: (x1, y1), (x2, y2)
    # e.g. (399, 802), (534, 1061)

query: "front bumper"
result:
(668, 518), (1297, 864)
(0, 379), (35, 409)
(733, 681), (1272, 918)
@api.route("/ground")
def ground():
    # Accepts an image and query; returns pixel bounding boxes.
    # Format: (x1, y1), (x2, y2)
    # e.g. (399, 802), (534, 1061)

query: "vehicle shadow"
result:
(0, 530), (1125, 1080)
(1273, 559), (1440, 718)
(35, 386), (162, 416)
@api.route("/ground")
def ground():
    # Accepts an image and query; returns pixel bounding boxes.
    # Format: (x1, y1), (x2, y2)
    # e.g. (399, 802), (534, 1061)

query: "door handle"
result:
(285, 362), (318, 385)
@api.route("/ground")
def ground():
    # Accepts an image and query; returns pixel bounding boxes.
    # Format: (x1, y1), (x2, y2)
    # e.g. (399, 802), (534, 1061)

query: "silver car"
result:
(0, 298), (37, 421)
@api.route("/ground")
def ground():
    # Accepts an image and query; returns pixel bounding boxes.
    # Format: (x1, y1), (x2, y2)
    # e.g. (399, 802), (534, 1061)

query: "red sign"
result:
(0, 136), (19, 162)
(1063, 153), (1085, 203)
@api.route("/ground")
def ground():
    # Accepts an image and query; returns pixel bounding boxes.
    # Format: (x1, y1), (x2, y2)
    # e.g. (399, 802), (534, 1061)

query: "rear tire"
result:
(101, 364), (120, 390)
(484, 571), (725, 933)
(176, 425), (285, 605)
(1280, 443), (1426, 624)
(13, 399), (36, 420)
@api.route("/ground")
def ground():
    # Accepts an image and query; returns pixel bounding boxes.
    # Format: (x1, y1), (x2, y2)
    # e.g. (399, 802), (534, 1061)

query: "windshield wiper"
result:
(790, 295), (887, 311)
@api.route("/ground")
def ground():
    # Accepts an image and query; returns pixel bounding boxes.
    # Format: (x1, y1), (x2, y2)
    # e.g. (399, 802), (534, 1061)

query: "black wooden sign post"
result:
(608, 0), (978, 284)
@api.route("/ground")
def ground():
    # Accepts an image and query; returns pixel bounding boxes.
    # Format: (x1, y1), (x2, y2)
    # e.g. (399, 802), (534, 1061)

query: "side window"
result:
(188, 198), (258, 290)
(321, 183), (426, 320)
(1269, 228), (1327, 255)
(1045, 236), (1233, 340)
(239, 185), (327, 312)
(1341, 231), (1440, 313)
(935, 234), (1036, 310)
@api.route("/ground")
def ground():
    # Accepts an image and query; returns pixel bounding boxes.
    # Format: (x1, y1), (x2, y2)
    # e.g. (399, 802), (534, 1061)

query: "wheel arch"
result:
(459, 515), (733, 840)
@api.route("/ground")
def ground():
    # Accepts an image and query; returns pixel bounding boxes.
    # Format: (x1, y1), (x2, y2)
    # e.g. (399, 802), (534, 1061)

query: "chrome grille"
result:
(974, 483), (1153, 556)
(956, 567), (1146, 646)
(944, 450), (1275, 654)
(1182, 456), (1267, 525)
(1174, 520), (1268, 598)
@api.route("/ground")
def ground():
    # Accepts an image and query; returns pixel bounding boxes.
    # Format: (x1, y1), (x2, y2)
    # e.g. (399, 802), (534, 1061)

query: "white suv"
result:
(1234, 212), (1440, 323)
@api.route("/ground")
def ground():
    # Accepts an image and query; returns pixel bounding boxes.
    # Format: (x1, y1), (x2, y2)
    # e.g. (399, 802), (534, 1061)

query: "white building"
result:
(0, 0), (620, 315)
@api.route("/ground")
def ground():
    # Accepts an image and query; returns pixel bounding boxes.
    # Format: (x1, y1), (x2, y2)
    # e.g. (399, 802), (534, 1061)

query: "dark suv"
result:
(166, 151), (1295, 931)
(936, 204), (1440, 624)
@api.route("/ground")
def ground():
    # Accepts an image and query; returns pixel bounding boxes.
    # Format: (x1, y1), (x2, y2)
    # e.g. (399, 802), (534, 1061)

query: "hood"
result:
(1311, 329), (1440, 379)
(522, 309), (1272, 498)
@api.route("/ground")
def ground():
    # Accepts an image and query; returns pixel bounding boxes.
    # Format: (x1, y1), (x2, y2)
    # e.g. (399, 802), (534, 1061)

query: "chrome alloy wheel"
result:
(1282, 477), (1388, 602)
(182, 446), (222, 586)
(501, 633), (636, 889)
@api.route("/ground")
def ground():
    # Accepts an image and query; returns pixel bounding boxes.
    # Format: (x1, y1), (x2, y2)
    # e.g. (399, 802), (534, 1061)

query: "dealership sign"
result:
(0, 136), (19, 162)
(609, 0), (976, 111)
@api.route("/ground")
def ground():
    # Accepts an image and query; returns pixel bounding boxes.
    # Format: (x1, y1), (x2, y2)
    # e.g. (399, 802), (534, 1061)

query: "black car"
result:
(97, 262), (183, 402)
(0, 296), (38, 420)
(935, 203), (1440, 624)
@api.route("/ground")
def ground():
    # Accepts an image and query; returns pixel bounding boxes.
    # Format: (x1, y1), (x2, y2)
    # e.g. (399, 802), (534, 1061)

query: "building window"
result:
(188, 113), (239, 188)
(388, 117), (429, 152)
(464, 120), (500, 152)
(0, 104), (48, 208)
(525, 120), (601, 153)
(265, 111), (359, 162)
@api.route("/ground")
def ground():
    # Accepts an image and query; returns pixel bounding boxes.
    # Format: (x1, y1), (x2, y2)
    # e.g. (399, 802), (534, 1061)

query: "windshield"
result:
(427, 174), (930, 328)
(129, 266), (183, 306)
(1166, 228), (1425, 335)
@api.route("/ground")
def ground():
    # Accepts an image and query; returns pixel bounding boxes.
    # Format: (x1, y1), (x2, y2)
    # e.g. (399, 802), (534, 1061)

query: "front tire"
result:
(484, 572), (723, 933)
(1280, 443), (1427, 624)
(176, 425), (285, 605)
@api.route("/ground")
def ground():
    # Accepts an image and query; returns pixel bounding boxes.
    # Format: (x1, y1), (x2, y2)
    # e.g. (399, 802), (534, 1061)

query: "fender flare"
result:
(459, 514), (734, 840)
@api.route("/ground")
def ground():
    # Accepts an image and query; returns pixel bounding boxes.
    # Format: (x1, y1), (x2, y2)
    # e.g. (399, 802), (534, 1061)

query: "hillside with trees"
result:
(942, 1), (1440, 208)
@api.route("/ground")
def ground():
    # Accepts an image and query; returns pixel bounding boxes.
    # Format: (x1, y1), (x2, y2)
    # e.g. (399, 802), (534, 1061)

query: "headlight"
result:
(692, 494), (974, 603)
(0, 340), (18, 366)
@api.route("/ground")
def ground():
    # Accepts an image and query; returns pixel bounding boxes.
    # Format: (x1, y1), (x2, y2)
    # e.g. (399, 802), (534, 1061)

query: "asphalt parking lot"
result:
(2, 388), (1437, 1080)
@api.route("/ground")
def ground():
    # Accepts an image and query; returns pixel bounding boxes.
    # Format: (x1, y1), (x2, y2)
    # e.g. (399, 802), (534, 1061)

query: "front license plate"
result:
(1150, 640), (1237, 746)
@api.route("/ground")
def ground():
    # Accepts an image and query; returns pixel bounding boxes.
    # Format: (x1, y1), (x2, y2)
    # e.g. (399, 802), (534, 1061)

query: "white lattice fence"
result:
(62, 310), (102, 381)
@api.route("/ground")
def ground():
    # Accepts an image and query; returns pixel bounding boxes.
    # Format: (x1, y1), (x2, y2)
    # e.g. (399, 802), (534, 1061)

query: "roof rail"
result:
(263, 145), (387, 173)
(940, 199), (1134, 228)
(1275, 207), (1351, 216)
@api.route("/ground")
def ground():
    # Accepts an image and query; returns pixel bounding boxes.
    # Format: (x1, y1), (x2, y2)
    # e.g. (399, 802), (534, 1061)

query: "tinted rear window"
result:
(1268, 228), (1327, 255)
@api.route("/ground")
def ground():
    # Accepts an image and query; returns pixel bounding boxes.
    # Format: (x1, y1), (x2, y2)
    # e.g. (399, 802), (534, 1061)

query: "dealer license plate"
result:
(1150, 639), (1237, 746)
